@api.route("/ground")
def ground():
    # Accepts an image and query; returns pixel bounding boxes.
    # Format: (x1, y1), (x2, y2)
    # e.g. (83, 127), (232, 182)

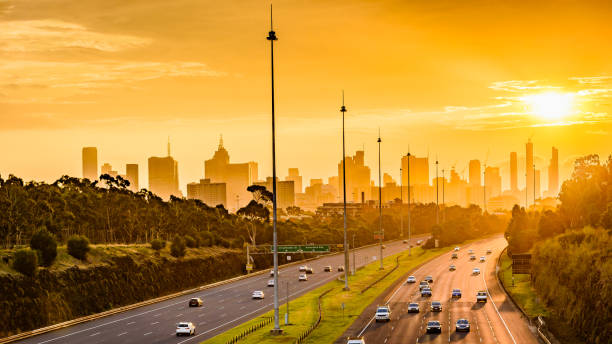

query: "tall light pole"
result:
(525, 172), (528, 209)
(400, 167), (403, 238)
(483, 165), (487, 213)
(377, 132), (383, 270)
(266, 5), (281, 334)
(442, 169), (445, 222)
(533, 163), (536, 209)
(407, 151), (411, 256)
(341, 92), (349, 291)
(435, 159), (439, 225)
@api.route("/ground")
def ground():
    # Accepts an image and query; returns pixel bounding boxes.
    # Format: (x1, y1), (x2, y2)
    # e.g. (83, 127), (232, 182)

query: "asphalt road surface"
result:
(355, 236), (538, 344)
(14, 236), (427, 344)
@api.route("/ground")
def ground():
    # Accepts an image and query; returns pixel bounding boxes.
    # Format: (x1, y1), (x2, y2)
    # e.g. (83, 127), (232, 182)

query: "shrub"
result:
(198, 231), (214, 247)
(150, 239), (166, 251)
(230, 237), (243, 249)
(170, 236), (186, 258)
(184, 235), (197, 248)
(30, 229), (58, 267)
(67, 235), (90, 260)
(12, 249), (38, 276)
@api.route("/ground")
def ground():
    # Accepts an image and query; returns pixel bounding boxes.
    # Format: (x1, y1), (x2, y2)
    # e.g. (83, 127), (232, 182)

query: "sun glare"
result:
(522, 92), (574, 120)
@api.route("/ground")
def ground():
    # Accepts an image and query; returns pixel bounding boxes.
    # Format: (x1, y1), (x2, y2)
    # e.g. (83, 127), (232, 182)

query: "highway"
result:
(352, 236), (538, 344)
(13, 236), (426, 344)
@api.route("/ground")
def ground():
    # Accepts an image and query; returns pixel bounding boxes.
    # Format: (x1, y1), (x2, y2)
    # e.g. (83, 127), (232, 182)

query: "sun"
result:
(522, 92), (574, 120)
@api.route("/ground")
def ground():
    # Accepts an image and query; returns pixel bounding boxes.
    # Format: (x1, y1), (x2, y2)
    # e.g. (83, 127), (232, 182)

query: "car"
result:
(382, 245), (386, 249)
(419, 281), (430, 290)
(472, 267), (481, 275)
(299, 265), (307, 272)
(346, 337), (365, 344)
(470, 255), (476, 260)
(407, 302), (420, 313)
(426, 320), (442, 333)
(486, 249), (492, 255)
(451, 289), (462, 298)
(338, 265), (345, 272)
(375, 305), (391, 322)
(403, 239), (408, 244)
(252, 290), (264, 299)
(176, 322), (195, 336)
(421, 288), (432, 297)
(425, 275), (434, 283)
(477, 291), (487, 302)
(324, 265), (332, 272)
(454, 246), (460, 251)
(451, 253), (458, 259)
(267, 279), (275, 287)
(417, 240), (423, 245)
(269, 269), (276, 276)
(188, 297), (203, 307)
(298, 274), (308, 281)
(449, 264), (456, 271)
(480, 256), (486, 262)
(406, 276), (416, 283)
(468, 249), (474, 254)
(430, 301), (442, 312)
(305, 267), (314, 274)
(456, 319), (470, 332)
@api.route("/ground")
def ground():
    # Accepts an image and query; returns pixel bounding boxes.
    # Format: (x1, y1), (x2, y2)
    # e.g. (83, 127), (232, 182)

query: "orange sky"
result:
(1, 0), (611, 193)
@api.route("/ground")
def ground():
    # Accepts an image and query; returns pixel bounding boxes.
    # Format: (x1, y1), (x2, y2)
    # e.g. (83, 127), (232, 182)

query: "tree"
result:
(30, 229), (57, 266)
(12, 248), (38, 276)
(286, 206), (301, 216)
(538, 210), (564, 239)
(237, 200), (270, 247)
(170, 236), (186, 258)
(246, 185), (273, 205)
(150, 239), (166, 251)
(67, 235), (90, 260)
(599, 203), (612, 230)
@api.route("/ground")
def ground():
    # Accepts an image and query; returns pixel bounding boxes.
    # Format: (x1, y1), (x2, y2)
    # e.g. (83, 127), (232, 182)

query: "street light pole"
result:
(442, 169), (445, 222)
(435, 159), (439, 225)
(533, 163), (536, 209)
(400, 167), (403, 238)
(377, 132), (383, 270)
(341, 92), (349, 291)
(352, 233), (356, 275)
(266, 5), (281, 334)
(407, 151), (411, 256)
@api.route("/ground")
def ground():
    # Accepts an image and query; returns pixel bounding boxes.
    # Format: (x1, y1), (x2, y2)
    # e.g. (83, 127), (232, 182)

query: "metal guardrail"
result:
(224, 317), (273, 344)
(360, 255), (401, 294)
(294, 288), (333, 344)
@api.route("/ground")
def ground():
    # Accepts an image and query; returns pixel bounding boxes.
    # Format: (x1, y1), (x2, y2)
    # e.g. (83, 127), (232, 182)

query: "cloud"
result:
(0, 20), (151, 52)
(569, 76), (611, 85)
(488, 80), (561, 93)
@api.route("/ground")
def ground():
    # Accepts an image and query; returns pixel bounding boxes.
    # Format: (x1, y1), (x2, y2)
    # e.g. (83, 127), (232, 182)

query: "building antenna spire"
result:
(167, 136), (171, 156)
(219, 134), (224, 149)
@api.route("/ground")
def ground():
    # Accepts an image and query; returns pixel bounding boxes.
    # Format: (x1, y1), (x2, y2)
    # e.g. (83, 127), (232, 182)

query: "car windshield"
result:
(178, 324), (188, 327)
(377, 307), (388, 312)
(428, 321), (439, 326)
(432, 302), (441, 305)
(457, 319), (468, 324)
(424, 288), (431, 291)
(453, 289), (460, 292)
(478, 292), (486, 296)
(409, 303), (418, 307)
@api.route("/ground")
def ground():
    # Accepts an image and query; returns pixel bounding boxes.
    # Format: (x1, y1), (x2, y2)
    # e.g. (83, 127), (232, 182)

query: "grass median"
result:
(201, 245), (450, 344)
(498, 250), (549, 318)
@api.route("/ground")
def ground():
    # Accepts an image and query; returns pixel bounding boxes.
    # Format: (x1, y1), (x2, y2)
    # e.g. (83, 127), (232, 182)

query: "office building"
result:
(510, 152), (518, 192)
(254, 177), (295, 210)
(468, 160), (481, 187)
(484, 166), (502, 200)
(338, 150), (371, 203)
(187, 179), (227, 208)
(548, 147), (559, 196)
(82, 147), (98, 181)
(126, 164), (139, 192)
(285, 168), (303, 194)
(148, 141), (179, 200)
(100, 163), (118, 177)
(526, 139), (534, 202)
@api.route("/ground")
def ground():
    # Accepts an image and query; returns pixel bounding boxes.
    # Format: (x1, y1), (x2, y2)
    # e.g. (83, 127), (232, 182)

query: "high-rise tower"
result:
(510, 152), (518, 192)
(82, 147), (98, 181)
(548, 147), (559, 196)
(526, 139), (534, 203)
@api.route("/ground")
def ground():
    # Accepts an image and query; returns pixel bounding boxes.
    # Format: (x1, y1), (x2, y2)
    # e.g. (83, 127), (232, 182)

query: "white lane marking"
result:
(143, 332), (152, 336)
(151, 321), (159, 325)
(482, 263), (517, 344)
(89, 332), (100, 337)
(199, 321), (206, 325)
(198, 313), (206, 318)
(218, 306), (225, 310)
(126, 322), (135, 325)
(240, 306), (246, 310)
(221, 313), (227, 317)
(117, 332), (127, 336)
(176, 313), (183, 317)
(153, 313), (161, 317)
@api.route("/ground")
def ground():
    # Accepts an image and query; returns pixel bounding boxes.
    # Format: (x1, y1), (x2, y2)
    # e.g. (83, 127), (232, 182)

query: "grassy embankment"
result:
(498, 250), (549, 317)
(202, 245), (452, 344)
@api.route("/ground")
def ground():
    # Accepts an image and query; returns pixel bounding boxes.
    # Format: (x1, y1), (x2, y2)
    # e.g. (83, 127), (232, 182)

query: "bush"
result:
(198, 231), (214, 247)
(150, 239), (166, 251)
(12, 249), (38, 276)
(184, 235), (197, 248)
(67, 235), (90, 260)
(30, 229), (57, 267)
(170, 236), (186, 258)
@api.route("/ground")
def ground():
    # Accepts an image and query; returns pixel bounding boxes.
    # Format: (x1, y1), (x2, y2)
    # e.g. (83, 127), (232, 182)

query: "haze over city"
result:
(1, 0), (611, 193)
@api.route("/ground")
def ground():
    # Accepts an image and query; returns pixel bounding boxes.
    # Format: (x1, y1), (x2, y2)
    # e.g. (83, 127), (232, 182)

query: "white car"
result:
(472, 267), (481, 275)
(454, 246), (460, 251)
(407, 302), (420, 313)
(406, 276), (416, 283)
(486, 249), (492, 255)
(480, 256), (486, 262)
(299, 265), (307, 272)
(346, 338), (366, 344)
(252, 290), (264, 299)
(267, 279), (275, 287)
(270, 269), (278, 276)
(477, 291), (488, 303)
(375, 305), (391, 322)
(176, 322), (195, 336)
(298, 274), (308, 281)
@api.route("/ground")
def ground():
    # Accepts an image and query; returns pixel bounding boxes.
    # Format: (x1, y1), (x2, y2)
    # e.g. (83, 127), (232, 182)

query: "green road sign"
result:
(274, 245), (330, 253)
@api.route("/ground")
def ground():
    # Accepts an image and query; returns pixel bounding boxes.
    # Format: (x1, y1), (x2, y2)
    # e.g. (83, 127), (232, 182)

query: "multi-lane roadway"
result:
(352, 236), (538, 344)
(13, 237), (425, 344)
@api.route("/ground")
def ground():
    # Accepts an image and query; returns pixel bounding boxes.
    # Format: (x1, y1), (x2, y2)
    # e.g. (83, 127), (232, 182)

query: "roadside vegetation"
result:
(502, 154), (611, 344)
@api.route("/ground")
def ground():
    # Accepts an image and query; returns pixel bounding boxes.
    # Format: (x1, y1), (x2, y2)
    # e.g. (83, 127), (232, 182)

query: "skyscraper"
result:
(255, 177), (295, 210)
(82, 147), (98, 181)
(400, 155), (433, 203)
(148, 141), (179, 200)
(285, 168), (302, 194)
(484, 166), (502, 200)
(187, 179), (227, 208)
(100, 163), (115, 176)
(535, 169), (541, 200)
(526, 139), (534, 202)
(548, 147), (559, 196)
(468, 160), (481, 187)
(126, 164), (139, 192)
(338, 150), (371, 202)
(204, 137), (258, 211)
(510, 152), (518, 192)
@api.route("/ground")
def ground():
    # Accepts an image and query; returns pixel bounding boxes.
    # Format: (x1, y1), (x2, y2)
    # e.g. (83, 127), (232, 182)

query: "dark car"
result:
(421, 288), (432, 297)
(426, 320), (442, 333)
(451, 289), (462, 298)
(305, 267), (314, 274)
(324, 266), (332, 272)
(188, 298), (203, 307)
(456, 319), (470, 332)
(425, 275), (434, 283)
(430, 301), (442, 312)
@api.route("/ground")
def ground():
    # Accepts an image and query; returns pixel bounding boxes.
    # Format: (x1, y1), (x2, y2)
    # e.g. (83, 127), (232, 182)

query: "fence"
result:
(224, 316), (273, 344)
(294, 288), (333, 344)
(360, 255), (400, 294)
